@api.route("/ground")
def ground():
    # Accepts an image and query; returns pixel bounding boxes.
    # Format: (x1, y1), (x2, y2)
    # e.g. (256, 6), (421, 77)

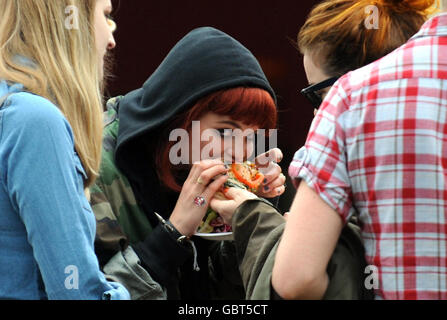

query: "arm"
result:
(1, 93), (129, 300)
(210, 189), (285, 299)
(232, 199), (285, 299)
(212, 187), (371, 300)
(91, 158), (229, 295)
(206, 200), (284, 300)
(276, 77), (355, 299)
(133, 159), (230, 288)
(272, 181), (343, 299)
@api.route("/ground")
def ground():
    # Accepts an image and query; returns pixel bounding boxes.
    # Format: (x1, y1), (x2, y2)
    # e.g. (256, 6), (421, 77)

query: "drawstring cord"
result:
(187, 239), (200, 272)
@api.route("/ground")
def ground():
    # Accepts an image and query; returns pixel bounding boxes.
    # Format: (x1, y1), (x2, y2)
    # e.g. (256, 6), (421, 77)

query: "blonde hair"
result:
(298, 0), (440, 76)
(0, 0), (103, 187)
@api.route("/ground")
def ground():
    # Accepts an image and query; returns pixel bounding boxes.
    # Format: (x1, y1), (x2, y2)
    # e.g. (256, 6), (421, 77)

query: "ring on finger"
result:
(194, 195), (207, 207)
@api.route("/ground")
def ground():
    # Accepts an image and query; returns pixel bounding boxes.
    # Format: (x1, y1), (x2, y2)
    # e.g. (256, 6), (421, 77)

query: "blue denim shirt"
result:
(0, 82), (130, 300)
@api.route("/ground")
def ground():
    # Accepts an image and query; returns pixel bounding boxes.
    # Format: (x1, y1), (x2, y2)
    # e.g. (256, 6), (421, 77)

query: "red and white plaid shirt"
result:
(289, 13), (447, 300)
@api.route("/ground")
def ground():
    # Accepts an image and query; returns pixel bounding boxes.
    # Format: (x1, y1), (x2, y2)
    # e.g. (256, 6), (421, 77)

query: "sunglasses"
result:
(300, 76), (340, 109)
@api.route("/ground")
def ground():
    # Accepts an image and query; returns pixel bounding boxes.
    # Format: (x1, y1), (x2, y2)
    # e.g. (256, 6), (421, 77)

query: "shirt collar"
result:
(411, 12), (447, 40)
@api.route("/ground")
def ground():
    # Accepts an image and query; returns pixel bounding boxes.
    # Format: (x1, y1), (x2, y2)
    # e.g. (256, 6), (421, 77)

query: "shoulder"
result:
(7, 92), (66, 122)
(3, 92), (74, 141)
(104, 96), (122, 126)
(345, 45), (404, 92)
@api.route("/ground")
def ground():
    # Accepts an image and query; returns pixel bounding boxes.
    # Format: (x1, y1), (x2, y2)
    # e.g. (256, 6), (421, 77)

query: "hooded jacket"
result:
(115, 26), (276, 162)
(90, 27), (277, 300)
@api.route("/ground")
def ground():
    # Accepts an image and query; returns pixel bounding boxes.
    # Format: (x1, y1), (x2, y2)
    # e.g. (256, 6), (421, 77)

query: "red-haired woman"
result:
(89, 27), (284, 300)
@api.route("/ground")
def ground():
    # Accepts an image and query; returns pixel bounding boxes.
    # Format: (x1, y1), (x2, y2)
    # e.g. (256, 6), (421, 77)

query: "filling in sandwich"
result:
(197, 161), (264, 234)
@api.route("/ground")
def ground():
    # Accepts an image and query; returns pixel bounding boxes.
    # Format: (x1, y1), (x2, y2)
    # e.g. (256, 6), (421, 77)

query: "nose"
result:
(107, 20), (117, 50)
(107, 35), (116, 50)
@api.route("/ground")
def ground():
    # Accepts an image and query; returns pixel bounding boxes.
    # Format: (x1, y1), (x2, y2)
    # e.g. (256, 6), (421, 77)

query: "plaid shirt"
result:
(289, 13), (447, 300)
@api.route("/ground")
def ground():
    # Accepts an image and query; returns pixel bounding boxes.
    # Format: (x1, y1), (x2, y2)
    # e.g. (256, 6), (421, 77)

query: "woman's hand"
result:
(169, 159), (229, 237)
(255, 148), (286, 198)
(210, 187), (258, 225)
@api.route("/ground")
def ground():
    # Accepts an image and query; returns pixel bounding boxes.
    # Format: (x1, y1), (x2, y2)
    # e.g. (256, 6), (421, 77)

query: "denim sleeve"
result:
(0, 93), (129, 300)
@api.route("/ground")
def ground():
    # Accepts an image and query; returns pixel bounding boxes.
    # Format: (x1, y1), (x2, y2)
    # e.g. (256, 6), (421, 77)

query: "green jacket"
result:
(90, 98), (244, 300)
(90, 97), (153, 248)
(232, 199), (375, 300)
(89, 97), (166, 300)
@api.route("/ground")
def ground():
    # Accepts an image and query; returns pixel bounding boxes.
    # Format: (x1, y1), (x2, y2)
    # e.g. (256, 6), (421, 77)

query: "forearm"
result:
(272, 266), (329, 300)
(272, 182), (342, 300)
(231, 199), (285, 298)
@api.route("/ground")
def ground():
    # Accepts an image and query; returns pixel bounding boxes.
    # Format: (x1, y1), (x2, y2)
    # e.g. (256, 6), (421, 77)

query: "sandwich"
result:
(197, 161), (264, 234)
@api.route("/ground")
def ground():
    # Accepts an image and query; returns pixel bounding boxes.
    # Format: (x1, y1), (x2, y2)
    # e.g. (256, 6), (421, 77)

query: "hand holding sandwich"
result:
(209, 147), (286, 226)
(169, 159), (229, 237)
(210, 187), (258, 225)
(255, 148), (286, 199)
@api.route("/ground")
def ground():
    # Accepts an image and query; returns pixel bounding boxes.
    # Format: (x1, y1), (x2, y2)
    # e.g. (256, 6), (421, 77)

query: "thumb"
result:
(222, 187), (241, 199)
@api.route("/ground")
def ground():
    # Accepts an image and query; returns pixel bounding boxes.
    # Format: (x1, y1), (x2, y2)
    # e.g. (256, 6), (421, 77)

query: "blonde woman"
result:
(0, 0), (129, 299)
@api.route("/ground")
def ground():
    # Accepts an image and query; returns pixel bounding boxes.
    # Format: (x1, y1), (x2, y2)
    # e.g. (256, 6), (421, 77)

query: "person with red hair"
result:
(89, 27), (284, 300)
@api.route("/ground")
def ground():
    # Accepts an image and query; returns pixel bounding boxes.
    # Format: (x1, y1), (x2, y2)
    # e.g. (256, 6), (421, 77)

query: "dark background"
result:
(108, 0), (320, 211)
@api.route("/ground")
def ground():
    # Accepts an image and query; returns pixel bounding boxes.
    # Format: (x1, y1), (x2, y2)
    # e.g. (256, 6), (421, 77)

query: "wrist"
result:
(169, 215), (197, 237)
(165, 220), (190, 244)
(154, 212), (192, 243)
(153, 213), (201, 273)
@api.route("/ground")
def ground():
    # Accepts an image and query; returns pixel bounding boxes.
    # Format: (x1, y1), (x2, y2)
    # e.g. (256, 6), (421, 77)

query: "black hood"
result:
(115, 26), (276, 170)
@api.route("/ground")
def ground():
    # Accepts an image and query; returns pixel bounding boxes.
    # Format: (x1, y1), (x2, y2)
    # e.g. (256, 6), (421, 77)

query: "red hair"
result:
(155, 87), (277, 192)
(298, 0), (439, 76)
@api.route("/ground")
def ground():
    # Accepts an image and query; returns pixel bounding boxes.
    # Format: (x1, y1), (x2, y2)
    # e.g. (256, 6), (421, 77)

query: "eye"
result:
(108, 19), (117, 32)
(217, 128), (233, 138)
(105, 12), (116, 32)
